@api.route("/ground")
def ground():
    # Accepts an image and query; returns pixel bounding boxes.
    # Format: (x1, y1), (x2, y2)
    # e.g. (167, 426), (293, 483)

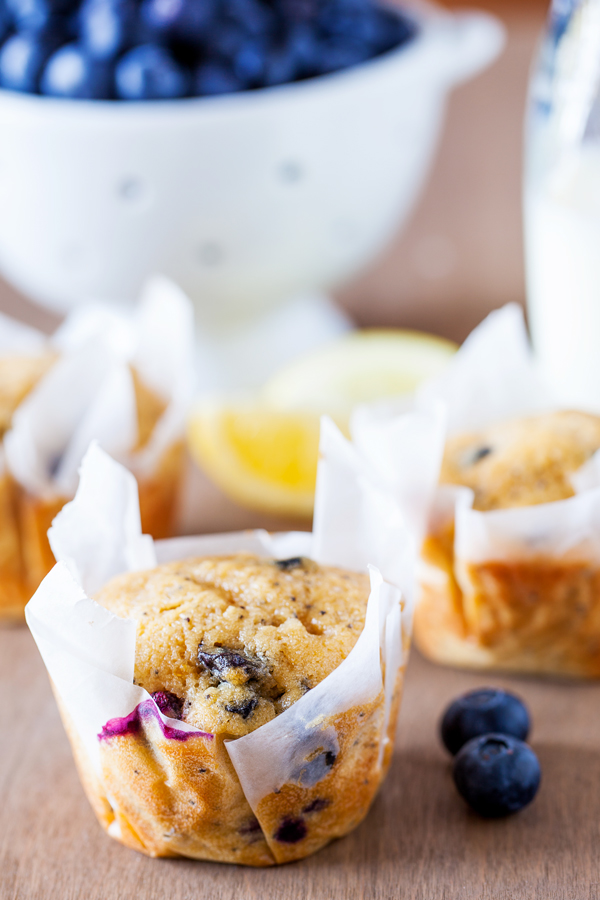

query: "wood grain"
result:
(2, 626), (600, 899)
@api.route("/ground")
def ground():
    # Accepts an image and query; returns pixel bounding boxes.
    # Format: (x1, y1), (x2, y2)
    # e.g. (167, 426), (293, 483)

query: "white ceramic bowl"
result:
(0, 5), (503, 326)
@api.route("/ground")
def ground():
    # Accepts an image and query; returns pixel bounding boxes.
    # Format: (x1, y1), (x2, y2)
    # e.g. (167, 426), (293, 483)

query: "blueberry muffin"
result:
(415, 410), (600, 677)
(68, 554), (400, 865)
(0, 361), (183, 621)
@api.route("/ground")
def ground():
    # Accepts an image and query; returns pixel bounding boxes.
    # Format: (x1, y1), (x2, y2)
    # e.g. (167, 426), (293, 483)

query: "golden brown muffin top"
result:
(440, 410), (600, 511)
(0, 353), (57, 437)
(96, 554), (370, 738)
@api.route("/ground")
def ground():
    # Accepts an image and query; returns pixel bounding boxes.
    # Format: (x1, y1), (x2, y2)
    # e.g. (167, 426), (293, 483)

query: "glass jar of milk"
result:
(525, 0), (600, 410)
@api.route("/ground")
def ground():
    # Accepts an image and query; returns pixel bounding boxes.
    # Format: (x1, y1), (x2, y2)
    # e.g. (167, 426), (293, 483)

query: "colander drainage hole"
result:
(118, 177), (146, 203)
(197, 242), (223, 266)
(278, 161), (303, 183)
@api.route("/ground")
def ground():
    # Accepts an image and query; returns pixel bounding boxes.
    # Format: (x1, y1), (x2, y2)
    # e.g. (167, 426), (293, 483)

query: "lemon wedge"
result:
(263, 329), (457, 415)
(188, 401), (322, 518)
(188, 329), (457, 517)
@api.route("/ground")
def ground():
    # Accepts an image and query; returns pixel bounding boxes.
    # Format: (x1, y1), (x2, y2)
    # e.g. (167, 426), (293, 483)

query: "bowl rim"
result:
(0, 2), (452, 119)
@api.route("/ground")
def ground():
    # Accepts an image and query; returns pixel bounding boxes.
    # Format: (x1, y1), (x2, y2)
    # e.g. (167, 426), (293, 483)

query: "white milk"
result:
(525, 144), (600, 410)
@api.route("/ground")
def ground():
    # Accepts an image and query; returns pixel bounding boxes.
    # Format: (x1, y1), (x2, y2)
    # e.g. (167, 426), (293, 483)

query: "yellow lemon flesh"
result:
(187, 329), (457, 518)
(188, 402), (322, 518)
(262, 329), (458, 415)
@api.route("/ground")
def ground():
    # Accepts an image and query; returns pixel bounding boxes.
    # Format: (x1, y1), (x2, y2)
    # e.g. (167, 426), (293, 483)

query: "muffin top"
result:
(96, 554), (370, 738)
(440, 410), (600, 511)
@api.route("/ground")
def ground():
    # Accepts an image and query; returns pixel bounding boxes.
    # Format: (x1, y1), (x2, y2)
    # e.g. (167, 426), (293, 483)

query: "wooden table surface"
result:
(2, 625), (600, 899)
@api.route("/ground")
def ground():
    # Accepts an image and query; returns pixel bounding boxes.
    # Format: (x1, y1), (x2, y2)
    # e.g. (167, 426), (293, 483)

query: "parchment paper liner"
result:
(26, 398), (444, 865)
(0, 277), (194, 621)
(415, 303), (600, 676)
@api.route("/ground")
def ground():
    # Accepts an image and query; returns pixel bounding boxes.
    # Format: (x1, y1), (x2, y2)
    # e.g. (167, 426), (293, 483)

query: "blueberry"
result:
(140, 0), (215, 45)
(280, 0), (320, 23)
(208, 20), (247, 58)
(194, 59), (242, 95)
(369, 7), (416, 55)
(263, 42), (299, 86)
(0, 31), (62, 92)
(151, 690), (184, 719)
(0, 0), (11, 43)
(197, 646), (263, 681)
(207, 23), (267, 87)
(40, 42), (112, 97)
(224, 0), (275, 38)
(114, 43), (189, 99)
(78, 0), (140, 60)
(274, 816), (307, 843)
(282, 23), (322, 77)
(303, 797), (330, 813)
(274, 557), (304, 570)
(453, 734), (541, 817)
(316, 37), (371, 74)
(441, 688), (530, 756)
(471, 446), (493, 464)
(6, 0), (75, 32)
(232, 37), (267, 84)
(225, 697), (258, 719)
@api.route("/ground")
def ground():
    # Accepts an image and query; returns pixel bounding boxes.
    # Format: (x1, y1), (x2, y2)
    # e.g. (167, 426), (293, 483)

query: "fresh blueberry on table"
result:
(115, 42), (189, 99)
(453, 734), (541, 817)
(441, 688), (530, 756)
(0, 31), (61, 91)
(40, 41), (112, 96)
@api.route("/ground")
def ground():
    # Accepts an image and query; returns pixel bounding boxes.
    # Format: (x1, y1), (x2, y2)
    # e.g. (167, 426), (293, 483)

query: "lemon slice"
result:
(188, 400), (322, 518)
(262, 329), (457, 415)
(188, 329), (457, 517)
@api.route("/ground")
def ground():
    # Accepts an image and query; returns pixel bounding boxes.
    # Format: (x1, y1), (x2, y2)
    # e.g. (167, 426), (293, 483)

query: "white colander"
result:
(0, 5), (504, 327)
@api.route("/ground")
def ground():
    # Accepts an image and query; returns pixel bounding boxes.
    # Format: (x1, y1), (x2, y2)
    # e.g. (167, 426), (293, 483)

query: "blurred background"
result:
(0, 0), (550, 534)
(0, 0), (547, 343)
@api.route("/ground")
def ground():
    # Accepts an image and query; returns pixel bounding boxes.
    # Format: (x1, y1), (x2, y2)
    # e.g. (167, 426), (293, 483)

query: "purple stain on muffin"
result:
(99, 706), (142, 739)
(98, 699), (213, 743)
(274, 817), (307, 844)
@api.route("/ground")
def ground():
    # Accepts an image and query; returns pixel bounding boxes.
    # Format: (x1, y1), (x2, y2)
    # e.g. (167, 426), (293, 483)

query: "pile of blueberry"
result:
(441, 688), (541, 818)
(0, 0), (417, 100)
